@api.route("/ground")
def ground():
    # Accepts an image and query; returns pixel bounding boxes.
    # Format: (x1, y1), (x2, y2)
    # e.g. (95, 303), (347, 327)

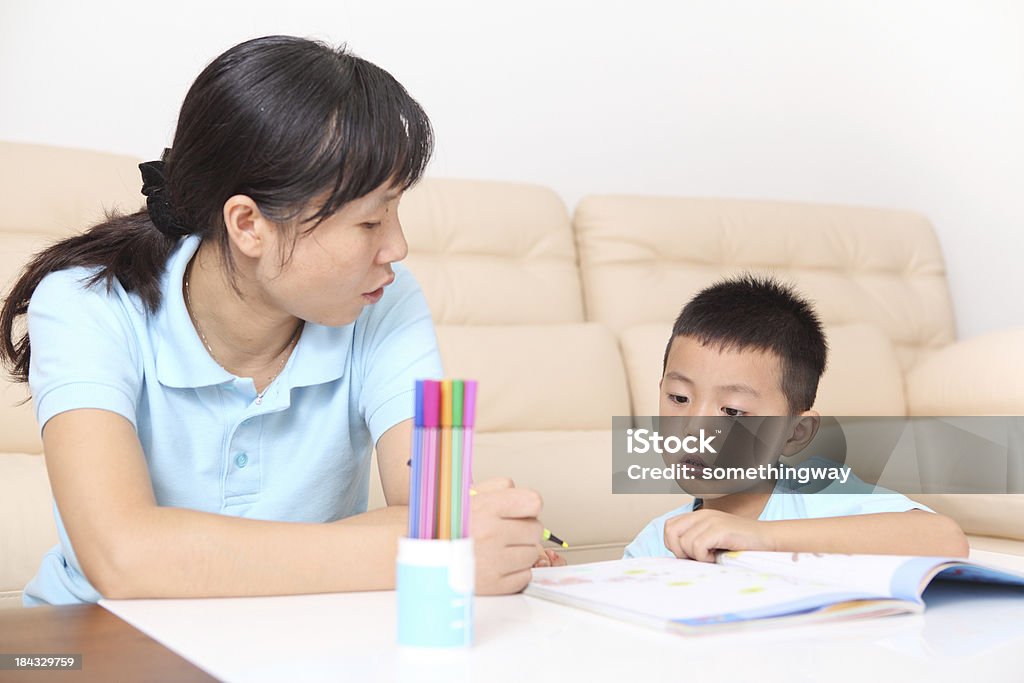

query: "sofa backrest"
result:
(399, 179), (631, 433)
(400, 178), (584, 326)
(573, 195), (956, 372)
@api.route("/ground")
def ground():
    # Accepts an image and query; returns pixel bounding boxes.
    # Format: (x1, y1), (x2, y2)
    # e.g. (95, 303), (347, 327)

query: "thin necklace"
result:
(184, 260), (301, 405)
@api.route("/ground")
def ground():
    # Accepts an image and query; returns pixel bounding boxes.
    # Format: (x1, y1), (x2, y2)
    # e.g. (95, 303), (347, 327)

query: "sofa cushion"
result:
(0, 381), (40, 458)
(1, 232), (50, 456)
(617, 323), (667, 419)
(400, 178), (584, 325)
(0, 141), (142, 237)
(914, 494), (1024, 542)
(0, 453), (58, 608)
(813, 324), (906, 416)
(574, 195), (955, 369)
(905, 329), (1024, 415)
(436, 323), (630, 432)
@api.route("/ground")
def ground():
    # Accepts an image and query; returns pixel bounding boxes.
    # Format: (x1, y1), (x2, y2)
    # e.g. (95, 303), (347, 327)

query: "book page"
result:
(717, 551), (943, 598)
(527, 557), (888, 626)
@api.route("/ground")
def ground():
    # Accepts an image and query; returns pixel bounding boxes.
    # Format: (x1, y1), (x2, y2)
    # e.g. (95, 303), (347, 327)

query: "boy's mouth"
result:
(681, 455), (708, 472)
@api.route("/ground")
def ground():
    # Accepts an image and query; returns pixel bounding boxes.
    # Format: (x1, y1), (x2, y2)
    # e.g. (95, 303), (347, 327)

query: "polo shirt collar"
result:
(153, 236), (350, 391)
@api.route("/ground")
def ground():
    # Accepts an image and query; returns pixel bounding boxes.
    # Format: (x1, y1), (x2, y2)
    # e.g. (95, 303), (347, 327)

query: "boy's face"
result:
(658, 335), (817, 497)
(660, 334), (790, 417)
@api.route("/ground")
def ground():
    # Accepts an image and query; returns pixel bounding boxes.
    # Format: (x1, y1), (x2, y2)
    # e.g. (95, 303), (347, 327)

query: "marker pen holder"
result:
(396, 537), (474, 648)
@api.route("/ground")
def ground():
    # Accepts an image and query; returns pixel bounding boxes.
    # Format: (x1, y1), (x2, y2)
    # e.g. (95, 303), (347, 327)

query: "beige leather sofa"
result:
(2, 141), (1022, 608)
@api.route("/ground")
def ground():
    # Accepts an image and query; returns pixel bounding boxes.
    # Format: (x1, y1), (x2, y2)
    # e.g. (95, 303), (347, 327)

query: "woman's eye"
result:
(361, 221), (382, 229)
(668, 394), (689, 405)
(723, 407), (745, 417)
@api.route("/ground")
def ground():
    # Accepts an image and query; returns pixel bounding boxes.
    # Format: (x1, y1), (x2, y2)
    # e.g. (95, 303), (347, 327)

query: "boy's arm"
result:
(663, 509), (969, 562)
(765, 511), (969, 557)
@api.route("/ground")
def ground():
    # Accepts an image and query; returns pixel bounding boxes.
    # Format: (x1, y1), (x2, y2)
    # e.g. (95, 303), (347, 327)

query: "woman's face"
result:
(257, 182), (408, 327)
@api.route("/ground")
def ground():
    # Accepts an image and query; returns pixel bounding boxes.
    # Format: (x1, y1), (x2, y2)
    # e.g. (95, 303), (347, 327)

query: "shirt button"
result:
(235, 452), (249, 468)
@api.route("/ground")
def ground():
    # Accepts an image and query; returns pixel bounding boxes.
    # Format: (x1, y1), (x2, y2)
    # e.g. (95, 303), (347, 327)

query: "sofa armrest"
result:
(906, 328), (1024, 415)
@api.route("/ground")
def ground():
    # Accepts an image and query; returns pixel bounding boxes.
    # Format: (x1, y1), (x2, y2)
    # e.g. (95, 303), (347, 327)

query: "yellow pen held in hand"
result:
(542, 529), (569, 549)
(468, 487), (569, 549)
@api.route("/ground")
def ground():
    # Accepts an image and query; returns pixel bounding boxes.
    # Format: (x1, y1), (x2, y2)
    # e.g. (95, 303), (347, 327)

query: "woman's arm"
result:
(376, 419), (412, 506)
(45, 409), (542, 598)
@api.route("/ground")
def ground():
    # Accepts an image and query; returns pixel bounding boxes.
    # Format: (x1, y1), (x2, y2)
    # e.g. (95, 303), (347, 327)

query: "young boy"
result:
(624, 275), (969, 561)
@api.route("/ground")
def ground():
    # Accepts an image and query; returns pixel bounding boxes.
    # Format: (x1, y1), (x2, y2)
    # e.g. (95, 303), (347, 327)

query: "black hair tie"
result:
(139, 156), (191, 238)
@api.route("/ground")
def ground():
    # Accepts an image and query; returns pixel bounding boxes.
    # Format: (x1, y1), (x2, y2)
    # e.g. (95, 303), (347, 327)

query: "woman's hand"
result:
(470, 477), (545, 594)
(533, 548), (567, 568)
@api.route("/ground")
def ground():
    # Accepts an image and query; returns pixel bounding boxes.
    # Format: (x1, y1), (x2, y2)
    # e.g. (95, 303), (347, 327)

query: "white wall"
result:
(2, 0), (1022, 339)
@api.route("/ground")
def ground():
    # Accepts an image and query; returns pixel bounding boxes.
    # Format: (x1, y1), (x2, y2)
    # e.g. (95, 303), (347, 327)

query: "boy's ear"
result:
(781, 411), (820, 457)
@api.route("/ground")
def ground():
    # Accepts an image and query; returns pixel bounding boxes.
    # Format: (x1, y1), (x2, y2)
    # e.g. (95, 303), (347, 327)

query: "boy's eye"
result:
(668, 394), (689, 405)
(722, 407), (745, 417)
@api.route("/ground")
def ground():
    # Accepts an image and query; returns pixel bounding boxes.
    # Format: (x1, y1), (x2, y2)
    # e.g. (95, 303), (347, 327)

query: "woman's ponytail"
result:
(0, 203), (179, 383)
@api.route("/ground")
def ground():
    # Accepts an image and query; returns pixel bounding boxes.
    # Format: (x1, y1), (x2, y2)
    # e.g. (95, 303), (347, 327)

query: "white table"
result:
(101, 550), (1024, 683)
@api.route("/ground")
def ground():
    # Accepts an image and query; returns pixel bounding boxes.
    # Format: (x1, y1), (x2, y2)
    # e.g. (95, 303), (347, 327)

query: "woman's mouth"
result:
(362, 275), (395, 303)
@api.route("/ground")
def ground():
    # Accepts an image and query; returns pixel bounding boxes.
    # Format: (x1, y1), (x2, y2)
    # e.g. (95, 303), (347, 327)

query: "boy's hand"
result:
(470, 477), (544, 595)
(533, 548), (567, 568)
(663, 509), (777, 562)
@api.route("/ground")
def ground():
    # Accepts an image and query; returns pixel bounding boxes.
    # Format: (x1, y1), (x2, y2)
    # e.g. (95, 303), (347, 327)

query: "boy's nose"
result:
(684, 415), (721, 439)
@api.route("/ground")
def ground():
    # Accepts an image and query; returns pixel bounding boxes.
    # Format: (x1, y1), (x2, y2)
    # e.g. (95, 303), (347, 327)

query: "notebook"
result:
(525, 551), (1024, 634)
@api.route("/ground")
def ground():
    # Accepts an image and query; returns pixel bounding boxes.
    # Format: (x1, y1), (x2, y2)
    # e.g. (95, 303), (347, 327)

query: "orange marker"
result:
(438, 380), (453, 539)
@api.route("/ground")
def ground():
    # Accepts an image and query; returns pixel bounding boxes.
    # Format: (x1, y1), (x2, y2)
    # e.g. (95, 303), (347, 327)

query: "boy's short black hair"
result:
(663, 274), (828, 413)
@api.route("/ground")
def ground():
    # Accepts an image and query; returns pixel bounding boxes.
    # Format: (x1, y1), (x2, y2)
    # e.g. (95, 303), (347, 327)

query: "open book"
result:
(525, 552), (1024, 634)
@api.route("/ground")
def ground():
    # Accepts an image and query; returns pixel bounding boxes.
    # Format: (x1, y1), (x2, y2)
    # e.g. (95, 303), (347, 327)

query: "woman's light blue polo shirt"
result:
(23, 235), (442, 606)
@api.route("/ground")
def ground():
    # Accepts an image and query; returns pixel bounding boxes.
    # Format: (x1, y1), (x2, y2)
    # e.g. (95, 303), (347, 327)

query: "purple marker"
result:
(407, 380), (424, 538)
(461, 381), (477, 536)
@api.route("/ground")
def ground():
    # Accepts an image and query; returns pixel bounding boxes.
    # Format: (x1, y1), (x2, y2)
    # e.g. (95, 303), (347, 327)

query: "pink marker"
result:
(421, 380), (441, 539)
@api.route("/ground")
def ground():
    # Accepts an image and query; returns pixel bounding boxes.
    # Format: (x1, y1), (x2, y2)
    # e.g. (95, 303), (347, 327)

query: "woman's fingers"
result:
(471, 486), (546, 594)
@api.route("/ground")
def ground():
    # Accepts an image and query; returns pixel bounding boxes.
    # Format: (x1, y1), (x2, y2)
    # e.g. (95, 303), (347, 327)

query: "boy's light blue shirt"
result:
(623, 461), (934, 559)
(24, 235), (442, 606)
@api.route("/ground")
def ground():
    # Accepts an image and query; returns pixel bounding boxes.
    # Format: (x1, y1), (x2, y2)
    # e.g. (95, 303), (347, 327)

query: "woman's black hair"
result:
(1, 35), (433, 383)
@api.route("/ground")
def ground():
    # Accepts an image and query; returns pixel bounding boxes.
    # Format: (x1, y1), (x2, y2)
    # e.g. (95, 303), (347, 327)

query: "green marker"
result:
(451, 380), (464, 539)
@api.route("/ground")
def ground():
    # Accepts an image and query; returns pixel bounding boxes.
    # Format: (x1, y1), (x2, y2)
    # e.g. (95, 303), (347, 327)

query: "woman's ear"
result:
(222, 194), (271, 260)
(781, 411), (820, 457)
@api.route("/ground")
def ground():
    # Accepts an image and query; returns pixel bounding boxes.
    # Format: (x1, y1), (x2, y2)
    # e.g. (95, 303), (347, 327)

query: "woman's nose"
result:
(379, 218), (408, 264)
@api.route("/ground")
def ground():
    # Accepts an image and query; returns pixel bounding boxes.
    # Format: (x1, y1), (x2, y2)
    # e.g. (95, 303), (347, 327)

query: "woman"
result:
(0, 35), (547, 606)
